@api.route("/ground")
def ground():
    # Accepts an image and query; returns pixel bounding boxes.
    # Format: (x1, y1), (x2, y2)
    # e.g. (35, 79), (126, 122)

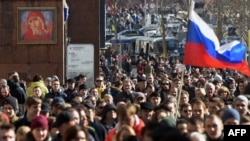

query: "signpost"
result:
(66, 44), (94, 87)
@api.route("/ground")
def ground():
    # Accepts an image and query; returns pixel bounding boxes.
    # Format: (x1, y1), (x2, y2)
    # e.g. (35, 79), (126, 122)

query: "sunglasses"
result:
(96, 80), (103, 82)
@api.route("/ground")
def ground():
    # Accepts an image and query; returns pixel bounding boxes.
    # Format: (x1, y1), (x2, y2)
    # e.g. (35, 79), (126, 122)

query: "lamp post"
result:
(144, 0), (147, 26)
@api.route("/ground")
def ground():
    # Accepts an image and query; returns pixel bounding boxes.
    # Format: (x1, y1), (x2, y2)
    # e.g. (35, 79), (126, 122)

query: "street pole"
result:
(144, 0), (147, 26)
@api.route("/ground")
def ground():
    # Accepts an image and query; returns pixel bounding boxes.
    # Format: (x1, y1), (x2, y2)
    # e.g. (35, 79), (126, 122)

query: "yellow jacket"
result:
(26, 81), (49, 98)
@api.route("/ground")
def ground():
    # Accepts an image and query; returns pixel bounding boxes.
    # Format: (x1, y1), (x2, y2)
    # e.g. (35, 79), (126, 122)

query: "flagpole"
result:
(183, 1), (194, 71)
(175, 0), (192, 121)
(175, 66), (185, 120)
(144, 0), (147, 26)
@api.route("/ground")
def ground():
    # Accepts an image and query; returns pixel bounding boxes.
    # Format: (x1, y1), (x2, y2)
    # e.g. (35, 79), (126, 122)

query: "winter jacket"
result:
(104, 115), (144, 141)
(26, 81), (49, 98)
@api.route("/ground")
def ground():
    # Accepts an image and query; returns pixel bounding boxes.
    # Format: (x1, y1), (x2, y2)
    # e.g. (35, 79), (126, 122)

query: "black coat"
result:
(45, 89), (67, 101)
(114, 91), (136, 104)
(88, 121), (106, 141)
(14, 116), (30, 132)
(7, 80), (26, 104)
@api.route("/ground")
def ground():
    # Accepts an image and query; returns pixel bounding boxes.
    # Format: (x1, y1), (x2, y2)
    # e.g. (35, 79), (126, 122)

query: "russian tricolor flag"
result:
(64, 0), (69, 21)
(183, 1), (250, 76)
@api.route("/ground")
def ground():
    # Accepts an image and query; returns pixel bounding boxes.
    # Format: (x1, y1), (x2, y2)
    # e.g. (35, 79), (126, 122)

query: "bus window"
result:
(166, 40), (179, 50)
(124, 44), (128, 52)
(146, 43), (149, 56)
(154, 39), (179, 55)
(157, 41), (163, 53)
(132, 42), (136, 54)
(135, 40), (140, 53)
(149, 43), (154, 52)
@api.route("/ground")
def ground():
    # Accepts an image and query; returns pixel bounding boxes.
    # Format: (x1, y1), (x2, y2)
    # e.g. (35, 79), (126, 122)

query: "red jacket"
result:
(105, 116), (145, 141)
(137, 63), (144, 75)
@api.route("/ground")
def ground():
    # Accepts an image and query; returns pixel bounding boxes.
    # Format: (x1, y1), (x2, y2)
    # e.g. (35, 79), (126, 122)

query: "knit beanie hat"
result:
(222, 108), (240, 122)
(3, 97), (18, 111)
(31, 115), (49, 131)
(160, 116), (176, 128)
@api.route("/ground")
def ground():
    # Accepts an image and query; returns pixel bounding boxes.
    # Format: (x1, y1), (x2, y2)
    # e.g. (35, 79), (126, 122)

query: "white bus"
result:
(135, 35), (181, 58)
(110, 35), (142, 64)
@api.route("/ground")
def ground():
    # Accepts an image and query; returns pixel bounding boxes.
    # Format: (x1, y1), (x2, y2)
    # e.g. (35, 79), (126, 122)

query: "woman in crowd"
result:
(26, 115), (52, 141)
(64, 125), (89, 141)
(16, 126), (31, 141)
(217, 86), (234, 104)
(114, 125), (136, 141)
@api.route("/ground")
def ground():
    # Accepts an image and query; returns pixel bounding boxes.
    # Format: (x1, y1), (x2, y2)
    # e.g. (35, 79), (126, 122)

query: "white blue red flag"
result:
(64, 0), (69, 21)
(183, 1), (250, 76)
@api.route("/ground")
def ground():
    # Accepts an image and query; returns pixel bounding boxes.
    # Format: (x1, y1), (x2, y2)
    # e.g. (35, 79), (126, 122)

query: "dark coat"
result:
(45, 89), (67, 101)
(7, 80), (26, 104)
(14, 116), (30, 132)
(88, 121), (106, 141)
(114, 91), (136, 104)
(64, 88), (77, 102)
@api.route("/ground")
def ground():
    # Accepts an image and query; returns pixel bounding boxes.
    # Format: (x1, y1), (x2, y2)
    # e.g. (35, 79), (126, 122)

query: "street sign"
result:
(66, 44), (94, 87)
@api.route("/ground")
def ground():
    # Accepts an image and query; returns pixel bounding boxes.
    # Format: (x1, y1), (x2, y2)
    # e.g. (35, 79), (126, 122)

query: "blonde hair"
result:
(17, 126), (31, 135)
(117, 103), (136, 119)
(217, 86), (230, 97)
(114, 125), (136, 141)
(104, 94), (114, 104)
(16, 126), (31, 141)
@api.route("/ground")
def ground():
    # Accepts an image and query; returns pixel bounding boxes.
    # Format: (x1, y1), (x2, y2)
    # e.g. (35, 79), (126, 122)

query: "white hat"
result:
(214, 74), (222, 82)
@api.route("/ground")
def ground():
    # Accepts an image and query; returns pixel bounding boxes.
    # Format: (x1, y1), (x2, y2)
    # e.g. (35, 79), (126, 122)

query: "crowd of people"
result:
(0, 52), (250, 141)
